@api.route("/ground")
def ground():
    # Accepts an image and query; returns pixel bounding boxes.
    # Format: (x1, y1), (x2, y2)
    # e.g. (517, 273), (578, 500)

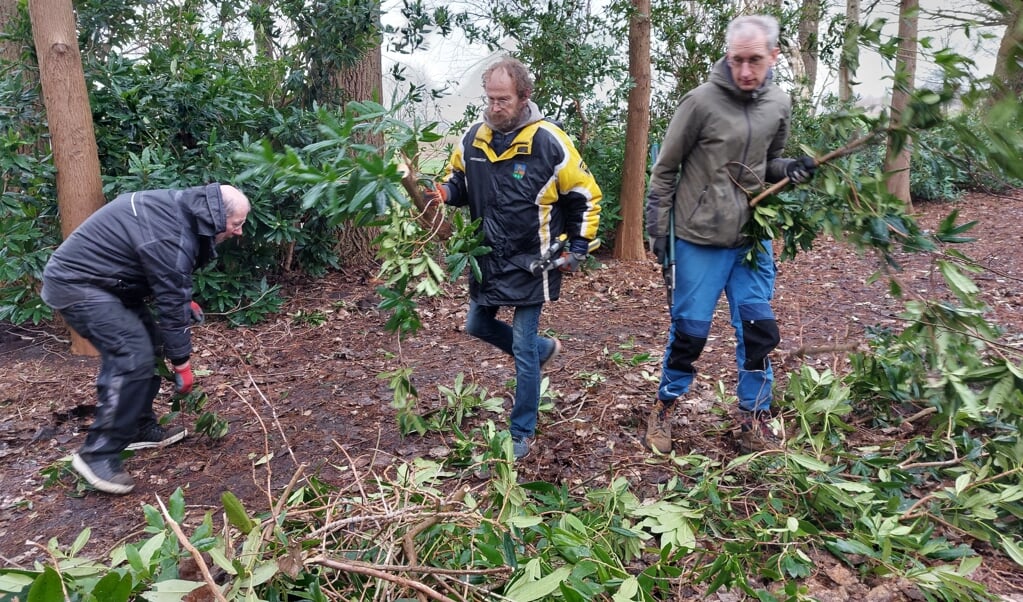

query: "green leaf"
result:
(222, 491), (255, 532)
(140, 579), (205, 601)
(0, 571), (35, 594)
(999, 535), (1023, 567)
(91, 571), (133, 602)
(787, 453), (831, 472)
(27, 567), (63, 602)
(504, 565), (573, 602)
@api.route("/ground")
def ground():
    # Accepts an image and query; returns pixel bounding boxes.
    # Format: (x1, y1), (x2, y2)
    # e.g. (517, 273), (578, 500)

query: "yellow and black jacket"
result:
(441, 105), (602, 306)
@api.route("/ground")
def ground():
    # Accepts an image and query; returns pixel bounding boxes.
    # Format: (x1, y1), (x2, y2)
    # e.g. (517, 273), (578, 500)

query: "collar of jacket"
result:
(471, 120), (546, 162)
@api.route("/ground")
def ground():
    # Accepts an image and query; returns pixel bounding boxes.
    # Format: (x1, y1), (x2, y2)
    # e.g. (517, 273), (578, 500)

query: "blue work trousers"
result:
(465, 301), (557, 440)
(658, 239), (778, 412)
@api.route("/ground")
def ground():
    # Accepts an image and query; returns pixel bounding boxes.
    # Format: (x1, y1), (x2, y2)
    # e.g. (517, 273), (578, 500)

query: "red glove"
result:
(189, 301), (205, 324)
(424, 184), (448, 206)
(173, 362), (194, 394)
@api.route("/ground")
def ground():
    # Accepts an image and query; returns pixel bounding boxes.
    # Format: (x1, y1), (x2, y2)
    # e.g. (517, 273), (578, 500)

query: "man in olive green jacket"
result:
(644, 14), (816, 455)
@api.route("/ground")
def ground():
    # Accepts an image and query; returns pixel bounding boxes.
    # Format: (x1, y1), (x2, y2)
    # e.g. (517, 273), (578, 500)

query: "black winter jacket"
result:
(42, 184), (228, 363)
(441, 104), (602, 306)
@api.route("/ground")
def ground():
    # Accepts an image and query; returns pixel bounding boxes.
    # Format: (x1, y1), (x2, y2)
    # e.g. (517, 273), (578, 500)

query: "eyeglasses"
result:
(481, 95), (517, 108)
(727, 55), (766, 68)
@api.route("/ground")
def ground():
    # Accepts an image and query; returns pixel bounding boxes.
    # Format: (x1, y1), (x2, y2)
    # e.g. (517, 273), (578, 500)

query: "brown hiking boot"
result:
(737, 410), (780, 453)
(645, 401), (673, 454)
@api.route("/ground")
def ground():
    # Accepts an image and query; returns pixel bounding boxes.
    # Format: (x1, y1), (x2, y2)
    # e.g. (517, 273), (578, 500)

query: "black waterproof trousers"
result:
(58, 301), (163, 459)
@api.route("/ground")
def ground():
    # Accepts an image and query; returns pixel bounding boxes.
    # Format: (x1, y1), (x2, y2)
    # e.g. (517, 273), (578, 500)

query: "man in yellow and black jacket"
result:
(428, 56), (602, 460)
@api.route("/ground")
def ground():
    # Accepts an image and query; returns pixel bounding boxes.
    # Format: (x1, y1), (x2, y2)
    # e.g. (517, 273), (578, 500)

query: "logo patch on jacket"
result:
(513, 163), (527, 179)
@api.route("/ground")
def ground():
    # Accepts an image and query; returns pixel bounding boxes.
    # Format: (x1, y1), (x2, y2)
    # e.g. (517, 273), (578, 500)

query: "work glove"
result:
(189, 300), (205, 324)
(558, 238), (590, 272)
(558, 252), (586, 273)
(785, 156), (817, 184)
(651, 236), (668, 265)
(424, 184), (448, 206)
(173, 362), (194, 394)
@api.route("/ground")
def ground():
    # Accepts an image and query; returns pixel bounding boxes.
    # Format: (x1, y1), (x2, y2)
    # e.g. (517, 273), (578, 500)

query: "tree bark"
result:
(613, 0), (651, 261)
(991, 0), (1023, 103)
(797, 0), (820, 101)
(30, 0), (105, 356)
(335, 42), (384, 266)
(838, 0), (860, 103)
(884, 0), (917, 210)
(1, 0), (22, 63)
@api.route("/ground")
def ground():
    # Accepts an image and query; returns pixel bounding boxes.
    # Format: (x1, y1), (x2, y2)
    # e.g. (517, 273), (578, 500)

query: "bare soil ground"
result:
(2, 192), (1022, 599)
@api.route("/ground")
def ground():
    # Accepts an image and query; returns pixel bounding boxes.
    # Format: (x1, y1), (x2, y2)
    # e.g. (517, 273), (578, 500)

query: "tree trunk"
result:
(838, 0), (860, 102)
(1, 0), (22, 63)
(614, 0), (651, 261)
(249, 0), (276, 60)
(797, 0), (820, 101)
(30, 0), (105, 356)
(335, 43), (384, 266)
(991, 0), (1023, 103)
(884, 0), (917, 210)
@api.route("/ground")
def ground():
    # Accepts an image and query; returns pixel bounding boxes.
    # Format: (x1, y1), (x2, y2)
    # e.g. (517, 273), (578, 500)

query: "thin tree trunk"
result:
(798, 0), (820, 101)
(335, 43), (384, 266)
(838, 0), (860, 102)
(30, 0), (105, 355)
(1, 0), (22, 63)
(614, 0), (651, 261)
(249, 0), (276, 60)
(884, 0), (918, 210)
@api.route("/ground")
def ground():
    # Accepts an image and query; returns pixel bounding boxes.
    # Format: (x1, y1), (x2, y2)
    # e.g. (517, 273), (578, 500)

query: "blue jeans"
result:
(465, 301), (557, 440)
(658, 239), (778, 412)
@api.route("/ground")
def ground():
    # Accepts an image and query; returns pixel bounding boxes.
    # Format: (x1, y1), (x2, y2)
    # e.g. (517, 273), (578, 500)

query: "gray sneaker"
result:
(72, 453), (135, 494)
(126, 424), (187, 451)
(512, 436), (532, 460)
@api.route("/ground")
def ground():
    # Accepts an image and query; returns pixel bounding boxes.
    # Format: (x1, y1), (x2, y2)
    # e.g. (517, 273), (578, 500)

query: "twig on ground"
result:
(307, 556), (456, 602)
(155, 495), (229, 602)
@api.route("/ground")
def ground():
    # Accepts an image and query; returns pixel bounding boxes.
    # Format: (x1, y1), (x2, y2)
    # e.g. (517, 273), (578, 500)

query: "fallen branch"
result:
(307, 556), (456, 602)
(402, 487), (470, 602)
(749, 129), (885, 207)
(156, 495), (229, 602)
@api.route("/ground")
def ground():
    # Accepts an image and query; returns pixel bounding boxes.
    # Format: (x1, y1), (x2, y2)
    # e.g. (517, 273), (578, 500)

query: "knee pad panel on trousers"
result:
(742, 318), (780, 371)
(668, 328), (707, 375)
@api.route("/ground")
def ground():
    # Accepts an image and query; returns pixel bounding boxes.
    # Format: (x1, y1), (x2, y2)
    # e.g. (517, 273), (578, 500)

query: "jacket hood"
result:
(184, 183), (227, 237)
(180, 183), (226, 266)
(710, 57), (775, 101)
(483, 100), (545, 133)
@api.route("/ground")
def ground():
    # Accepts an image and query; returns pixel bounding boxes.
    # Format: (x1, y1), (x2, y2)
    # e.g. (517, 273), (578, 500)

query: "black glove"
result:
(785, 156), (817, 184)
(651, 236), (668, 265)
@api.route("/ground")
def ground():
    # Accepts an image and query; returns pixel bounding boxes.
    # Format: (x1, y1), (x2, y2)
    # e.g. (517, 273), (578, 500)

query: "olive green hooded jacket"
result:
(646, 58), (793, 248)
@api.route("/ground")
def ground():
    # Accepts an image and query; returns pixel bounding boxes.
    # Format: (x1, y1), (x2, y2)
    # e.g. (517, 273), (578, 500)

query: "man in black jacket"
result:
(427, 57), (602, 460)
(42, 184), (251, 494)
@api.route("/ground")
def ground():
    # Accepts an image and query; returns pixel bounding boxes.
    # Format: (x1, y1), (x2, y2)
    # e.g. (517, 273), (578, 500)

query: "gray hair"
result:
(219, 184), (250, 217)
(726, 15), (780, 51)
